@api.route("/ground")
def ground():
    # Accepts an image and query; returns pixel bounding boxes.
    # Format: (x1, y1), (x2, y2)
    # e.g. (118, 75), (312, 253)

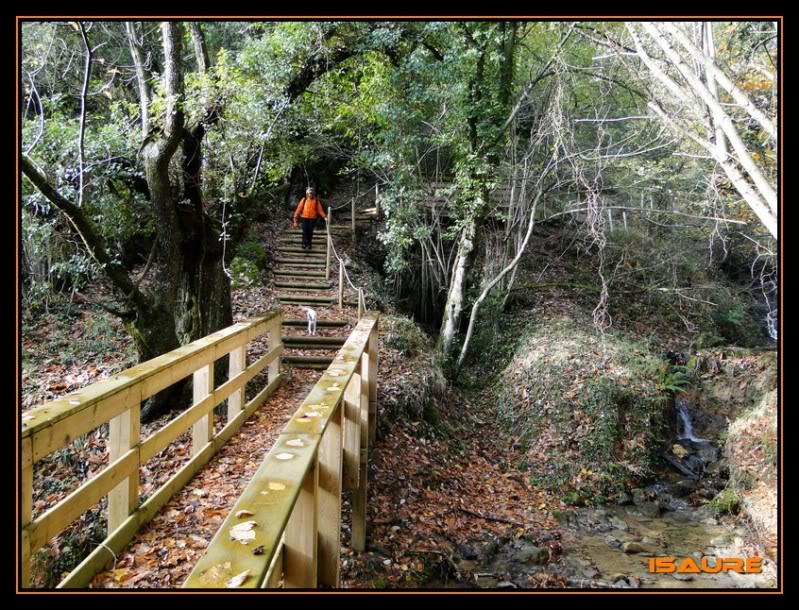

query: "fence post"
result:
(317, 404), (343, 586)
(374, 184), (380, 218)
(325, 206), (332, 282)
(351, 197), (356, 243)
(343, 372), (361, 491)
(229, 346), (247, 422)
(367, 320), (378, 445)
(22, 438), (32, 587)
(268, 316), (281, 382)
(108, 403), (140, 533)
(338, 260), (344, 309)
(284, 458), (319, 588)
(357, 289), (364, 320)
(192, 363), (214, 455)
(351, 366), (369, 553)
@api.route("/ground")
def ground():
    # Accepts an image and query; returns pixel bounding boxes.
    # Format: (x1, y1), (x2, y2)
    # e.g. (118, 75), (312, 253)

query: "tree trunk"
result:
(438, 219), (477, 361)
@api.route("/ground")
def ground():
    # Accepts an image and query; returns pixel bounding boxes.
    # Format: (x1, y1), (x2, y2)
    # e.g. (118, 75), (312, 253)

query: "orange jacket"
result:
(293, 196), (326, 220)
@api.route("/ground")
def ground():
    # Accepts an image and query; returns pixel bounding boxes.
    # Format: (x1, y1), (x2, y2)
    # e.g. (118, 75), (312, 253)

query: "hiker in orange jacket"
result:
(293, 187), (327, 250)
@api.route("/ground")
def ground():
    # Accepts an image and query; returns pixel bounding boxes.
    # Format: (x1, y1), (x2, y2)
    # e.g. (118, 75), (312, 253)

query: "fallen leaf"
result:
(268, 482), (286, 491)
(275, 453), (295, 460)
(225, 569), (250, 588)
(236, 510), (254, 518)
(229, 521), (257, 544)
(253, 546), (265, 556)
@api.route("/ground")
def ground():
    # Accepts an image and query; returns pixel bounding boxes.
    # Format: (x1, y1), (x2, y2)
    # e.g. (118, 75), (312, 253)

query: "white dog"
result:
(303, 307), (317, 336)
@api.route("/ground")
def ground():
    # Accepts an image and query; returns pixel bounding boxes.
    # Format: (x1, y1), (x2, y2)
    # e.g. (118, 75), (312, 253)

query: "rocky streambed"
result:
(549, 398), (777, 589)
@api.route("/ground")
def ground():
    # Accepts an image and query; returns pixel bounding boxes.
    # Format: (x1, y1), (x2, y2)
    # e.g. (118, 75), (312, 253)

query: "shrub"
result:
(236, 239), (268, 270)
(230, 257), (261, 289)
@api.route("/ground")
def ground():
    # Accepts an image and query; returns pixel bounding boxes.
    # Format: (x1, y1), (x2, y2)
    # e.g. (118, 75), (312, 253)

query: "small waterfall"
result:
(676, 398), (706, 442)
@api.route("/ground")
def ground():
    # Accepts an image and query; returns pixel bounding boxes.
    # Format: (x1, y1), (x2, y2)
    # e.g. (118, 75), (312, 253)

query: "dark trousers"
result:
(301, 218), (316, 248)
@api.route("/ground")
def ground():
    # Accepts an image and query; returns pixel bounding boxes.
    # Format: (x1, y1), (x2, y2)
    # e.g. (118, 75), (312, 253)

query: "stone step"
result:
(274, 270), (326, 278)
(282, 335), (346, 346)
(282, 355), (335, 369)
(282, 319), (348, 328)
(276, 245), (327, 254)
(286, 228), (350, 235)
(278, 294), (336, 305)
(284, 344), (341, 351)
(276, 253), (327, 262)
(273, 281), (332, 290)
(274, 258), (326, 267)
(277, 247), (328, 255)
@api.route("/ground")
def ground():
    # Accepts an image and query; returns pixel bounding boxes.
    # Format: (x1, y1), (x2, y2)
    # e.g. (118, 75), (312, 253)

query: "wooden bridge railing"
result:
(20, 309), (285, 589)
(183, 312), (379, 589)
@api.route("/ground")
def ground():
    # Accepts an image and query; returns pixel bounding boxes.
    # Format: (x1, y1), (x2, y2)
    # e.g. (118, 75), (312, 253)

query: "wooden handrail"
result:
(183, 312), (379, 589)
(21, 309), (285, 589)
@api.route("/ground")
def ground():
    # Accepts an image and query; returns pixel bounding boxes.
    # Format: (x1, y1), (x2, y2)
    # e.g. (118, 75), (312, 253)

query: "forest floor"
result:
(22, 194), (777, 589)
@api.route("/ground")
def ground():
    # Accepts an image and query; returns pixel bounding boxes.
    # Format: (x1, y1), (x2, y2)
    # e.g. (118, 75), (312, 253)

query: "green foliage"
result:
(383, 314), (431, 357)
(230, 257), (261, 289)
(495, 316), (672, 500)
(236, 239), (268, 270)
(710, 488), (740, 517)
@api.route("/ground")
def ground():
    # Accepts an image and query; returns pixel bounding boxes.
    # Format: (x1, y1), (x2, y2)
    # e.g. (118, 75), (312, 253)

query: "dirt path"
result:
(340, 383), (563, 589)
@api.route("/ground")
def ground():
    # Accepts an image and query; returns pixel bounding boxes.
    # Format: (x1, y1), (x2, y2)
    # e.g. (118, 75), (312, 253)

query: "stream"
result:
(551, 398), (775, 589)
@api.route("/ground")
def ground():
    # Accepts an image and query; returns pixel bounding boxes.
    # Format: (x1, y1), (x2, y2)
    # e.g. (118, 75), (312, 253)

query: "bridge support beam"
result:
(284, 458), (319, 588)
(317, 405), (343, 586)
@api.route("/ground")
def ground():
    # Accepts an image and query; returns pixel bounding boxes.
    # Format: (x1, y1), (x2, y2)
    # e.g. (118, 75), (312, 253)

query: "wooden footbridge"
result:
(21, 306), (380, 589)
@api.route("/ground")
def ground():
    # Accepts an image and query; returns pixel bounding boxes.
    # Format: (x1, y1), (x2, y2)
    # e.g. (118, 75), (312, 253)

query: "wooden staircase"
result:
(274, 224), (345, 369)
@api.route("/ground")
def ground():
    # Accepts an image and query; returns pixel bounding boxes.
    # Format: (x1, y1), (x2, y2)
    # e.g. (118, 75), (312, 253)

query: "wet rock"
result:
(623, 541), (659, 554)
(669, 479), (697, 497)
(511, 543), (549, 565)
(606, 535), (623, 549)
(711, 535), (733, 547)
(671, 572), (695, 582)
(695, 444), (720, 463)
(610, 516), (629, 531)
(479, 539), (500, 562)
(671, 510), (694, 523)
(637, 502), (661, 518)
(475, 575), (498, 588)
(496, 580), (518, 589)
(458, 542), (480, 560)
(632, 488), (649, 506)
(617, 492), (633, 506)
(457, 559), (477, 572)
(697, 487), (717, 500)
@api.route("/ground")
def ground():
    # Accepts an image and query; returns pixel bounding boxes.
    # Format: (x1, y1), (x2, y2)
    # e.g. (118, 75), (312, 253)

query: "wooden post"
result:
(366, 321), (378, 445)
(357, 289), (364, 320)
(268, 318), (281, 382)
(338, 260), (344, 309)
(325, 206), (332, 282)
(284, 458), (318, 588)
(191, 363), (214, 456)
(21, 438), (32, 588)
(374, 184), (380, 218)
(343, 371), (361, 491)
(351, 197), (356, 242)
(108, 403), (140, 534)
(607, 208), (614, 232)
(622, 210), (628, 231)
(227, 346), (246, 422)
(351, 370), (369, 553)
(317, 405), (343, 586)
